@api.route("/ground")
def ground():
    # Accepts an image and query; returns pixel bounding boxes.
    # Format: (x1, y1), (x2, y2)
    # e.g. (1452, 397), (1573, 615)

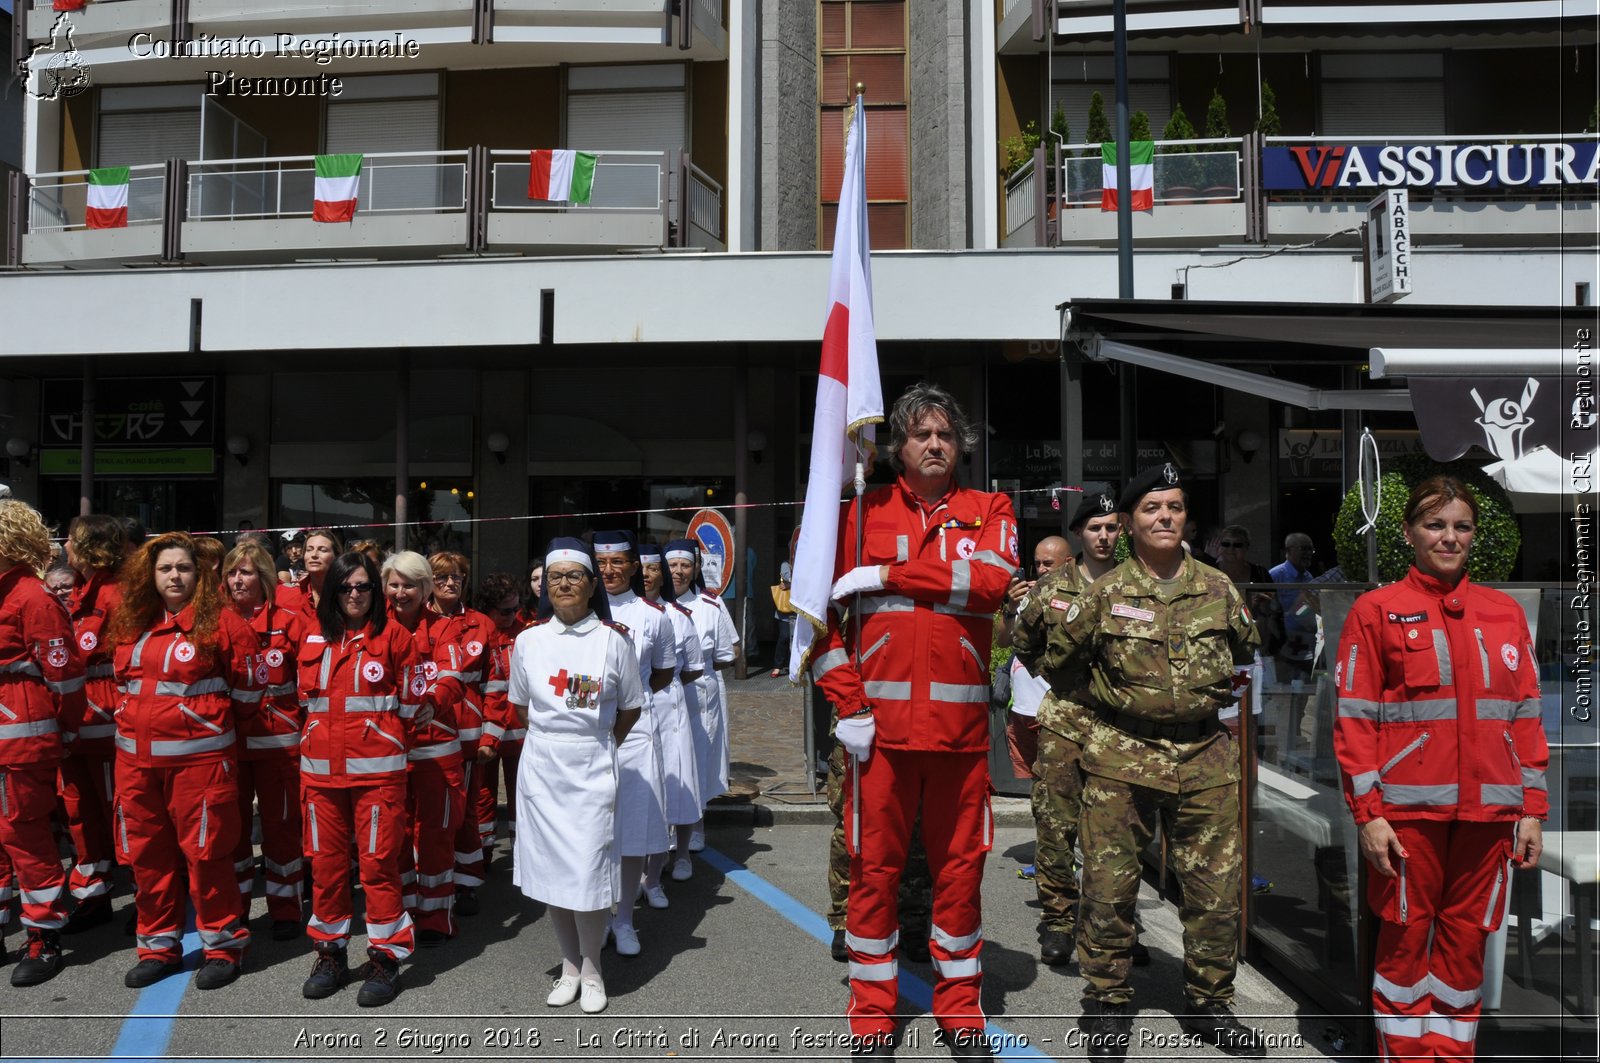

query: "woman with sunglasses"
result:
(277, 529), (342, 618)
(639, 542), (702, 904)
(221, 540), (308, 941)
(428, 551), (498, 912)
(510, 538), (641, 1014)
(296, 552), (425, 1007)
(0, 500), (87, 987)
(475, 572), (527, 868)
(380, 551), (465, 948)
(57, 514), (125, 935)
(664, 539), (737, 875)
(109, 532), (261, 991)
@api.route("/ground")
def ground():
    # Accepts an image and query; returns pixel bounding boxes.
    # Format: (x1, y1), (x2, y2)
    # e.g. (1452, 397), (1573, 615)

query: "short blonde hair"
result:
(381, 550), (433, 595)
(0, 501), (54, 573)
(222, 541), (279, 598)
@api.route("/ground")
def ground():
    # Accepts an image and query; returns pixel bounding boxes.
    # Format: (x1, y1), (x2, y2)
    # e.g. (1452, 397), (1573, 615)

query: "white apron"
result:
(508, 613), (642, 911)
(653, 599), (703, 824)
(608, 591), (672, 857)
(686, 593), (739, 804)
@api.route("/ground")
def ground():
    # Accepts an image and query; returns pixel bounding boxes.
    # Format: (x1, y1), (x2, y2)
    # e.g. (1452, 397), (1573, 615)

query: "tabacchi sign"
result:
(1263, 142), (1600, 190)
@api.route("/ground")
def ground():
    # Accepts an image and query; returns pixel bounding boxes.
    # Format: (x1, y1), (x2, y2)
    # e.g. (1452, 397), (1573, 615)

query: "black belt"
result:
(1093, 704), (1220, 743)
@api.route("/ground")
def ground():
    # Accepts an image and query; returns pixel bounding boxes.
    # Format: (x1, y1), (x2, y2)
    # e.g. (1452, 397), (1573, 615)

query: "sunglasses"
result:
(338, 582), (375, 596)
(1219, 541), (1248, 549)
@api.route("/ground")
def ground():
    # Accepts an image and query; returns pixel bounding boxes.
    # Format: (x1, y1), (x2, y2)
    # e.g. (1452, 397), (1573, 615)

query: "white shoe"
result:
(546, 974), (581, 1007)
(612, 921), (641, 957)
(579, 978), (607, 1014)
(644, 885), (670, 909)
(688, 832), (705, 853)
(671, 857), (693, 881)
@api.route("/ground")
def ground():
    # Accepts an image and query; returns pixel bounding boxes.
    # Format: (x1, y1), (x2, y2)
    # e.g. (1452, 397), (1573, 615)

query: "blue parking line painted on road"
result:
(108, 928), (203, 1060)
(697, 846), (1053, 1061)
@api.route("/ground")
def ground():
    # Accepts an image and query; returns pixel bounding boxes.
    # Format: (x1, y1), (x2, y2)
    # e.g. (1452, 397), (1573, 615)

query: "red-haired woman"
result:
(0, 499), (86, 987)
(58, 513), (124, 934)
(222, 540), (307, 940)
(109, 532), (261, 991)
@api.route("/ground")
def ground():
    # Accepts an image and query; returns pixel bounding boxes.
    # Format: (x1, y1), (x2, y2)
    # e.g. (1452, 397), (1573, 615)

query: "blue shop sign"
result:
(1263, 141), (1600, 190)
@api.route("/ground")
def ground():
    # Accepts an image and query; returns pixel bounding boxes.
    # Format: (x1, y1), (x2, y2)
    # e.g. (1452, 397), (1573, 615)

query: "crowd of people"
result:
(0, 509), (738, 1014)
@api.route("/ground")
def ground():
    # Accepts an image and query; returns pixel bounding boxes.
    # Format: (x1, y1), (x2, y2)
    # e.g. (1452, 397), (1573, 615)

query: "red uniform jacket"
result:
(297, 618), (423, 787)
(481, 625), (524, 746)
(112, 605), (261, 768)
(236, 601), (306, 760)
(66, 569), (120, 754)
(429, 607), (507, 753)
(273, 580), (317, 618)
(403, 611), (463, 769)
(812, 478), (1019, 752)
(0, 566), (86, 766)
(1335, 567), (1549, 825)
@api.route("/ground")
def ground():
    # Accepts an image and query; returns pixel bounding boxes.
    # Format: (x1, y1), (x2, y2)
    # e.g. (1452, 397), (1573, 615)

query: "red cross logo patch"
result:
(173, 642), (195, 663)
(79, 631), (97, 652)
(362, 661), (385, 684)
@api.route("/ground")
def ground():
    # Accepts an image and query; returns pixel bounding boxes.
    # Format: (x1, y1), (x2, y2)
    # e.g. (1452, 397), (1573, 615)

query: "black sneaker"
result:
(417, 928), (448, 949)
(1078, 1001), (1134, 1061)
(270, 920), (302, 942)
(10, 931), (63, 987)
(1039, 929), (1074, 967)
(355, 955), (400, 1008)
(1179, 1002), (1267, 1058)
(830, 929), (847, 963)
(1129, 938), (1151, 966)
(301, 946), (348, 1000)
(454, 888), (480, 917)
(61, 897), (113, 935)
(124, 957), (182, 988)
(194, 958), (241, 991)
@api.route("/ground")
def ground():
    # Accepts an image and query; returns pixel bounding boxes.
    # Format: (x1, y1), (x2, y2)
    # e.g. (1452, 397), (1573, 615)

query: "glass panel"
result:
(821, 55), (849, 105)
(850, 54), (905, 105)
(849, 0), (904, 49)
(820, 3), (847, 49)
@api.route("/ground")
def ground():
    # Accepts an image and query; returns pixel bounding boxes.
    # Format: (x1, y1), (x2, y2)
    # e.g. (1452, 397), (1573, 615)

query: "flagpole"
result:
(848, 85), (866, 856)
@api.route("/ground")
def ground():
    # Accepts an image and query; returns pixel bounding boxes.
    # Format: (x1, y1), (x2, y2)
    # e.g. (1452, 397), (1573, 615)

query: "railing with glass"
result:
(1059, 136), (1244, 207)
(27, 164), (166, 233)
(487, 149), (666, 213)
(186, 152), (469, 221)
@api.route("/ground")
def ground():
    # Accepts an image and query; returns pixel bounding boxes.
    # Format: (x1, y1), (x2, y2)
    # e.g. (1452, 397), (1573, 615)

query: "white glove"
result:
(831, 565), (886, 601)
(835, 713), (876, 760)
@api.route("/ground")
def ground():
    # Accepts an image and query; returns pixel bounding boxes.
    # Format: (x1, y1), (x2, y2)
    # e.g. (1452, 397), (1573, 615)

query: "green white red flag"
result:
(313, 154), (363, 223)
(85, 168), (129, 230)
(1101, 141), (1155, 211)
(528, 149), (597, 204)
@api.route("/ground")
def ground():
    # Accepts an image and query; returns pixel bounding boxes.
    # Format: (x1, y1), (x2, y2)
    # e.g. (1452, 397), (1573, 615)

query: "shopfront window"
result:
(274, 479), (471, 555)
(528, 476), (728, 553)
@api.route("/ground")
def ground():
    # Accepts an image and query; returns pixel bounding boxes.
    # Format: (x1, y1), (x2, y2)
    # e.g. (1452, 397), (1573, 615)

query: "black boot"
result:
(1078, 1001), (1134, 1061)
(454, 887), (479, 917)
(1179, 1002), (1267, 1058)
(124, 956), (182, 988)
(194, 957), (241, 991)
(356, 954), (400, 1007)
(830, 928), (847, 963)
(10, 930), (63, 987)
(61, 897), (113, 935)
(1039, 928), (1074, 967)
(301, 944), (348, 1000)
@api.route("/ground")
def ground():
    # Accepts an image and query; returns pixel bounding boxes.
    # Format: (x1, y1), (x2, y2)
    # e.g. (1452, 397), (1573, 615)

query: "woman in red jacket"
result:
(58, 513), (125, 934)
(298, 552), (424, 1007)
(1335, 476), (1548, 1063)
(109, 531), (261, 991)
(0, 499), (86, 988)
(276, 528), (340, 617)
(222, 540), (306, 941)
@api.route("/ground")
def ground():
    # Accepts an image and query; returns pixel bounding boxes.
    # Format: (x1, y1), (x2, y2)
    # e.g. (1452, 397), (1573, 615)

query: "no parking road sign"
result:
(687, 508), (735, 595)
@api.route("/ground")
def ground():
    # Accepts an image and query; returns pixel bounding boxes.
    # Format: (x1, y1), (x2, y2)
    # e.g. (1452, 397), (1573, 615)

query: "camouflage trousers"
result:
(826, 742), (930, 933)
(1032, 727), (1083, 934)
(1078, 774), (1241, 1006)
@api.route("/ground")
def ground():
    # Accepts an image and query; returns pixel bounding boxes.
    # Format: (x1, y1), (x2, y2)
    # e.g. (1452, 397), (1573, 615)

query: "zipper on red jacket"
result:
(307, 800), (320, 852)
(198, 796), (209, 849)
(1482, 861), (1505, 928)
(0, 772), (9, 817)
(1380, 732), (1430, 776)
(1398, 859), (1408, 924)
(958, 636), (986, 674)
(116, 802), (129, 855)
(1475, 628), (1492, 687)
(1504, 730), (1521, 776)
(368, 805), (380, 854)
(179, 705), (224, 734)
(354, 650), (365, 694)
(861, 633), (890, 663)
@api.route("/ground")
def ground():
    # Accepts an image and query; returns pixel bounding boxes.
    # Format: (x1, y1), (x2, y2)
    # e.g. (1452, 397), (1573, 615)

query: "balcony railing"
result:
(28, 164), (166, 233)
(683, 155), (723, 247)
(1004, 157), (1037, 240)
(187, 152), (469, 221)
(1060, 137), (1244, 206)
(488, 149), (664, 214)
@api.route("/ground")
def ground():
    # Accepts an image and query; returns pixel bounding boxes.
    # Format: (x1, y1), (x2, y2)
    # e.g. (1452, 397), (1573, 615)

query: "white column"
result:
(968, 0), (998, 250)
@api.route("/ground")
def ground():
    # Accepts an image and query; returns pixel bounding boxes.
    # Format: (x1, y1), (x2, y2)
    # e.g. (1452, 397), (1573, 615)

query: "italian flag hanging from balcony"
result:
(529, 149), (596, 204)
(1100, 141), (1154, 212)
(85, 168), (129, 230)
(53, 0), (87, 10)
(313, 154), (363, 223)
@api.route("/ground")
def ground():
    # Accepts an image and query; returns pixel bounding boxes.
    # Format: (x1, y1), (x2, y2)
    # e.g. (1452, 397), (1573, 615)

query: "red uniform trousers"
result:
(494, 739), (523, 841)
(116, 758), (250, 964)
(451, 750), (487, 888)
(1368, 820), (1514, 1063)
(0, 765), (69, 930)
(58, 753), (117, 902)
(401, 760), (464, 935)
(472, 750), (508, 859)
(230, 756), (303, 922)
(842, 748), (992, 1038)
(304, 782), (414, 962)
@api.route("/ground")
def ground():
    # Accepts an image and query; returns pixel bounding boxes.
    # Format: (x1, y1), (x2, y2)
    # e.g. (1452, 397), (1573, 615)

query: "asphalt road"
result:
(0, 824), (1348, 1062)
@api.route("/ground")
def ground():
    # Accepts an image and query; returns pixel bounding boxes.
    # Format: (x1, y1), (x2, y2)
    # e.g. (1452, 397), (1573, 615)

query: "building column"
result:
(221, 372), (270, 529)
(477, 369), (531, 581)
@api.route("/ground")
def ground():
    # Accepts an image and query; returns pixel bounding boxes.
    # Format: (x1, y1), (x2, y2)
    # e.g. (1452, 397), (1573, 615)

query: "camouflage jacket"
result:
(1041, 554), (1260, 793)
(1011, 559), (1094, 745)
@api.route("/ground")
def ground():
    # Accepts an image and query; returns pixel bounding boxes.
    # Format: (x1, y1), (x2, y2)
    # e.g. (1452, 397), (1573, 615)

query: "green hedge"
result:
(1332, 455), (1521, 582)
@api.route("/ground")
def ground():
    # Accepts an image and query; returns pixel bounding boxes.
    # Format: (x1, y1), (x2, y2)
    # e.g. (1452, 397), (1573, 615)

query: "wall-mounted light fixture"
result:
(486, 431), (511, 465)
(5, 438), (34, 467)
(746, 429), (768, 464)
(226, 435), (251, 466)
(1235, 429), (1264, 464)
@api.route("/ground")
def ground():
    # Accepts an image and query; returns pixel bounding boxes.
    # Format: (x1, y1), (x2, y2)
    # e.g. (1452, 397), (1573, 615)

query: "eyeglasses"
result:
(546, 571), (590, 587)
(1219, 541), (1248, 549)
(338, 582), (374, 596)
(435, 573), (464, 585)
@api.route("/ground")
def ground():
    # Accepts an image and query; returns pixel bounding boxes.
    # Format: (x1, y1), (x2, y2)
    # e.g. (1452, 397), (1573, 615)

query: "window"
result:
(1050, 55), (1172, 145)
(1318, 53), (1445, 136)
(819, 0), (908, 250)
(565, 65), (688, 209)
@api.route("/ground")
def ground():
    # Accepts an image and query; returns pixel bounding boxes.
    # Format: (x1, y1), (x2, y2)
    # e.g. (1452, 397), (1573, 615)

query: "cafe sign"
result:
(1263, 141), (1600, 191)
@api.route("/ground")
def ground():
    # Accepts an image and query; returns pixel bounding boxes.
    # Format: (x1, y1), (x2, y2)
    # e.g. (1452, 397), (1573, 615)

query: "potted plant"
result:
(1162, 102), (1200, 201)
(1200, 87), (1235, 198)
(1257, 81), (1282, 138)
(1000, 120), (1041, 179)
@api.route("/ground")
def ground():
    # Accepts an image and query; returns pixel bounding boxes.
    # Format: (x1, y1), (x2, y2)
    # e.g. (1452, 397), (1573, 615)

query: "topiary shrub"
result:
(1332, 454), (1521, 583)
(1085, 91), (1111, 147)
(1129, 110), (1151, 142)
(1257, 81), (1282, 137)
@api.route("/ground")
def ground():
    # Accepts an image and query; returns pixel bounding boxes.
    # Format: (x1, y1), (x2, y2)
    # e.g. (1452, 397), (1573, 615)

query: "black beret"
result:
(1069, 492), (1118, 532)
(1117, 462), (1184, 512)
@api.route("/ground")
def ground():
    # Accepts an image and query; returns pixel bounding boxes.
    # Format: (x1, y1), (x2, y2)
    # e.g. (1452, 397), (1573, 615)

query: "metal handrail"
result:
(486, 148), (667, 212)
(684, 157), (722, 241)
(186, 152), (468, 220)
(28, 164), (168, 233)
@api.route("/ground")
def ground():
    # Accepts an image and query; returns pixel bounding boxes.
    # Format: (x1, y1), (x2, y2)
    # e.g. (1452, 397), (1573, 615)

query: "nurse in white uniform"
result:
(508, 539), (641, 1016)
(664, 539), (739, 878)
(592, 531), (673, 957)
(639, 542), (703, 904)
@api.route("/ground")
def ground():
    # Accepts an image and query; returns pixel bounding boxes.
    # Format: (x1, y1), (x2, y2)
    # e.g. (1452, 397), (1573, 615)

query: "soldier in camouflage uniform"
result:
(1039, 465), (1266, 1061)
